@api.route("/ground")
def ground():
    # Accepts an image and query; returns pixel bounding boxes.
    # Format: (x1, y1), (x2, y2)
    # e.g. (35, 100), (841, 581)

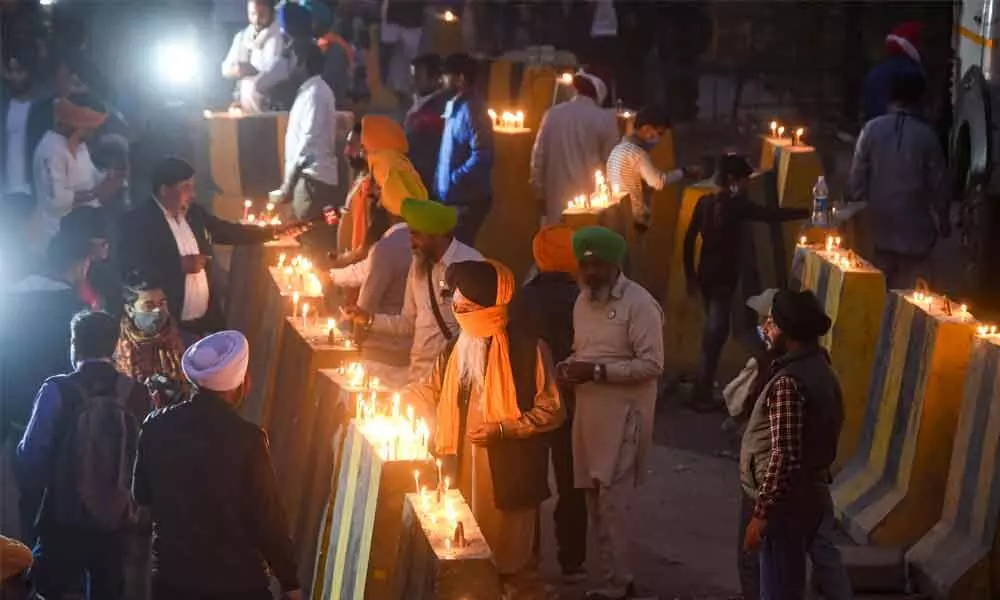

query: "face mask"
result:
(133, 309), (165, 334)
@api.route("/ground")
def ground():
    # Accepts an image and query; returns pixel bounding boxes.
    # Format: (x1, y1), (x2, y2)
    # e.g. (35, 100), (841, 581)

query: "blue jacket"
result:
(435, 92), (494, 207)
(862, 55), (924, 123)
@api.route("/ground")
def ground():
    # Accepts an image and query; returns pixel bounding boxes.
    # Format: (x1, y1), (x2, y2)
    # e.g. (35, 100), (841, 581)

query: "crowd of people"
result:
(0, 0), (955, 599)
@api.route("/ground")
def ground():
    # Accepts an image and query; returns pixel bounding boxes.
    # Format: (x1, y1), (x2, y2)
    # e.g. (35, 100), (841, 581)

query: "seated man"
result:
(405, 260), (564, 597)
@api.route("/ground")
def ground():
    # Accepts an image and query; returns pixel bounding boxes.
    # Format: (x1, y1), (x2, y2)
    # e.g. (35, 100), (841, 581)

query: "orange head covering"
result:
(0, 535), (32, 581)
(435, 260), (521, 455)
(361, 114), (408, 153)
(532, 224), (578, 276)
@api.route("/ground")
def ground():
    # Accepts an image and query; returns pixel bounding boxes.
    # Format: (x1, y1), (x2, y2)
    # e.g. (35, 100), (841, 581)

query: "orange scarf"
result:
(349, 175), (372, 252)
(435, 261), (521, 455)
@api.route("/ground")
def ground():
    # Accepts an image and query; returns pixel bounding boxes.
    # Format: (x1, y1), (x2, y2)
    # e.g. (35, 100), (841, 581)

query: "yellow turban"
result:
(361, 115), (407, 153)
(532, 224), (578, 276)
(361, 115), (427, 215)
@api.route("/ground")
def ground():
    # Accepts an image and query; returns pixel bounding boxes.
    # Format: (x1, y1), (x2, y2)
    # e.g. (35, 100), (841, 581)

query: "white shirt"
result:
(155, 200), (210, 322)
(591, 0), (618, 37)
(31, 131), (100, 248)
(606, 137), (684, 226)
(530, 96), (620, 224)
(285, 75), (339, 186)
(372, 238), (483, 383)
(221, 20), (289, 113)
(5, 98), (32, 194)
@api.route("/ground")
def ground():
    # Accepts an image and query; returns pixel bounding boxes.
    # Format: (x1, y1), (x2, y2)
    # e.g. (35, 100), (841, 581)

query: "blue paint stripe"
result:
(343, 439), (374, 599)
(954, 344), (996, 533)
(815, 259), (832, 310)
(328, 428), (356, 566)
(837, 293), (897, 485)
(844, 300), (927, 515)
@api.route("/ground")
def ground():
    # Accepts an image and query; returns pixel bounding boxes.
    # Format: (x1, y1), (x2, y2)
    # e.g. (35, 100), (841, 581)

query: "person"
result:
(362, 114), (428, 221)
(16, 310), (151, 600)
(379, 0), (426, 98)
(25, 52), (90, 169)
(133, 331), (302, 600)
(334, 122), (379, 266)
(741, 290), (844, 600)
(331, 201), (413, 389)
(221, 0), (293, 113)
(683, 154), (810, 412)
(2, 39), (41, 196)
(115, 276), (186, 409)
(436, 53), (494, 245)
(732, 290), (852, 600)
(849, 70), (949, 290)
(0, 534), (33, 597)
(343, 198), (482, 383)
(531, 71), (619, 225)
(30, 92), (124, 256)
(58, 206), (117, 311)
(119, 157), (306, 341)
(405, 259), (564, 597)
(404, 53), (449, 192)
(277, 43), (339, 250)
(2, 232), (92, 479)
(861, 22), (925, 123)
(513, 225), (587, 581)
(558, 226), (663, 600)
(606, 105), (699, 234)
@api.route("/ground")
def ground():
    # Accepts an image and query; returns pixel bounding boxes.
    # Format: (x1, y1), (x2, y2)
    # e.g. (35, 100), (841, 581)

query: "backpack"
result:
(41, 373), (140, 532)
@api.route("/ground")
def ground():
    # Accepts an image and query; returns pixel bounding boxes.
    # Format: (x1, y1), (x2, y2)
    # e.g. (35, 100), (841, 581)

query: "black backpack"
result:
(40, 373), (140, 532)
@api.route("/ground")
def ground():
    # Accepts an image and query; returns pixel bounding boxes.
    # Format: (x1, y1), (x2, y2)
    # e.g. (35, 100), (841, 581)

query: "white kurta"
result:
(221, 20), (289, 113)
(30, 131), (100, 252)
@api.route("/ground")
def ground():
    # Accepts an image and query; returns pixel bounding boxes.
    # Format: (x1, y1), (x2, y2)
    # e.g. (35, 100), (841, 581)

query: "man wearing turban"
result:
(406, 260), (564, 597)
(30, 92), (124, 256)
(133, 331), (302, 600)
(558, 226), (664, 600)
(513, 225), (587, 579)
(741, 290), (843, 600)
(343, 198), (481, 383)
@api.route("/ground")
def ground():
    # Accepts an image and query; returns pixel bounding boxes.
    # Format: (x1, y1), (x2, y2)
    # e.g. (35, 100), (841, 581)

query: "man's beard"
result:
(455, 332), (488, 392)
(583, 281), (612, 303)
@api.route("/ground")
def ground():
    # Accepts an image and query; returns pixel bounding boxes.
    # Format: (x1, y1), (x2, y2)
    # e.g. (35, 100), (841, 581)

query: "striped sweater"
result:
(606, 137), (684, 226)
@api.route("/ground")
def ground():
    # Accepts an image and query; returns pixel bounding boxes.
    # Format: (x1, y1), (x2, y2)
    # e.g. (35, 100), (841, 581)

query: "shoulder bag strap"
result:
(426, 267), (454, 342)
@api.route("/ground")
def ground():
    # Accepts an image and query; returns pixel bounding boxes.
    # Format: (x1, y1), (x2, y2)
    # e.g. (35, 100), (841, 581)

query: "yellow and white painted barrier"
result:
(833, 290), (976, 547)
(795, 243), (887, 472)
(632, 133), (679, 304)
(758, 134), (791, 172)
(907, 335), (1000, 598)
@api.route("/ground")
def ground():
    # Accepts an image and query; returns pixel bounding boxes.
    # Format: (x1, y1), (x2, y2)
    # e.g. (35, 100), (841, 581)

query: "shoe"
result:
(561, 566), (587, 584)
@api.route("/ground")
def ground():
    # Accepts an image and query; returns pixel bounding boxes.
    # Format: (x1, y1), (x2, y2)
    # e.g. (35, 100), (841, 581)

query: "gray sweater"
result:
(848, 108), (948, 256)
(358, 223), (412, 366)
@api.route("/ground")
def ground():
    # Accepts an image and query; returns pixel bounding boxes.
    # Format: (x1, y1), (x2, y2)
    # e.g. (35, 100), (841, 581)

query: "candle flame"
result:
(443, 9), (457, 22)
(559, 72), (573, 85)
(244, 199), (253, 208)
(777, 126), (785, 138)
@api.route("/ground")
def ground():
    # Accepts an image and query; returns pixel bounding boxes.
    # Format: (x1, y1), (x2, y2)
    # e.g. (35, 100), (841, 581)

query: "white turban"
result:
(182, 330), (250, 392)
(576, 71), (608, 106)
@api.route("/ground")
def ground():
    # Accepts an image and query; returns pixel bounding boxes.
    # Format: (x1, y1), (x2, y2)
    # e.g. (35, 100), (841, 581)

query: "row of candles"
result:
(487, 109), (526, 132)
(277, 253), (323, 297)
(804, 236), (1000, 339)
(354, 389), (432, 462)
(768, 120), (806, 146)
(566, 170), (620, 211)
(242, 200), (282, 226)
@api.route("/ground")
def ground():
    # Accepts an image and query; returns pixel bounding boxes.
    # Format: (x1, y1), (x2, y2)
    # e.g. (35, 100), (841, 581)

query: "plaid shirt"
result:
(753, 374), (804, 520)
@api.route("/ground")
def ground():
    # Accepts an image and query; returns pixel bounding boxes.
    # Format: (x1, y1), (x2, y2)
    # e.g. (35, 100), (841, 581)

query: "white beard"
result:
(584, 283), (612, 304)
(454, 332), (488, 392)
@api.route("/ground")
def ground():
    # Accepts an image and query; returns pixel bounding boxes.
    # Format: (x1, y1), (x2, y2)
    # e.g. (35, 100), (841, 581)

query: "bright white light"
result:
(156, 42), (199, 86)
(39, 0), (56, 6)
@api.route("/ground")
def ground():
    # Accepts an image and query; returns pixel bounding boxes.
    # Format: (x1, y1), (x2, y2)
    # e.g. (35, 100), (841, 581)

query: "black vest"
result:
(453, 324), (551, 511)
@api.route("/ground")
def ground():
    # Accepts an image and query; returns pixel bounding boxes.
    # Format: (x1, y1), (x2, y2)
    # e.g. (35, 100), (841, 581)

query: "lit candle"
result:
(407, 405), (415, 429)
(769, 120), (778, 138)
(515, 110), (524, 129)
(799, 235), (807, 246)
(436, 459), (443, 501)
(444, 476), (450, 492)
(327, 318), (336, 344)
(777, 125), (785, 139)
(559, 72), (573, 85)
(413, 470), (420, 495)
(302, 302), (310, 329)
(292, 291), (300, 316)
(277, 253), (286, 268)
(443, 9), (456, 22)
(794, 127), (805, 146)
(487, 109), (498, 128)
(242, 199), (252, 221)
(392, 393), (401, 419)
(247, 213), (256, 224)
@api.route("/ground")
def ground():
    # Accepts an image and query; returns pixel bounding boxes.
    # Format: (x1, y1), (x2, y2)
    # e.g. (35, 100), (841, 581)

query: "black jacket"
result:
(133, 393), (298, 595)
(119, 198), (275, 331)
(513, 272), (579, 365)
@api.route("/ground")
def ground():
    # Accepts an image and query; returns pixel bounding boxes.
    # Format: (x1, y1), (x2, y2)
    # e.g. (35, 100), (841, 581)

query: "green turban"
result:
(572, 226), (627, 264)
(401, 198), (458, 235)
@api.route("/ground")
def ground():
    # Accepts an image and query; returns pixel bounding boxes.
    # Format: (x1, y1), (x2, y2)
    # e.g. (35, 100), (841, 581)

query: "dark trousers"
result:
(695, 285), (766, 403)
(31, 528), (126, 600)
(293, 176), (343, 253)
(153, 582), (273, 600)
(550, 400), (586, 571)
(453, 203), (490, 247)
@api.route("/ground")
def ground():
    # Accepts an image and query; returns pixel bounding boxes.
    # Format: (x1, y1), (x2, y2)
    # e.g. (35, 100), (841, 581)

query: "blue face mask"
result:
(133, 309), (165, 334)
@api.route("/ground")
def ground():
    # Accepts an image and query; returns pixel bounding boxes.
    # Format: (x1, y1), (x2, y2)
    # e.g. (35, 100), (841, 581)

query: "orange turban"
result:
(532, 225), (578, 275)
(361, 114), (408, 153)
(0, 535), (32, 581)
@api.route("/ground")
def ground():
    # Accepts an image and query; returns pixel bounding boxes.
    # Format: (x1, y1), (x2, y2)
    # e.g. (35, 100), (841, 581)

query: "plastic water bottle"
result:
(812, 176), (830, 226)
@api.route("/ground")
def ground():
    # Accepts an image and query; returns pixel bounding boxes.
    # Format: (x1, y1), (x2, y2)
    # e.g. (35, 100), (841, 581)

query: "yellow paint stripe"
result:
(942, 341), (985, 524)
(822, 264), (845, 351)
(896, 317), (933, 490)
(353, 451), (384, 598)
(958, 25), (995, 48)
(329, 426), (363, 600)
